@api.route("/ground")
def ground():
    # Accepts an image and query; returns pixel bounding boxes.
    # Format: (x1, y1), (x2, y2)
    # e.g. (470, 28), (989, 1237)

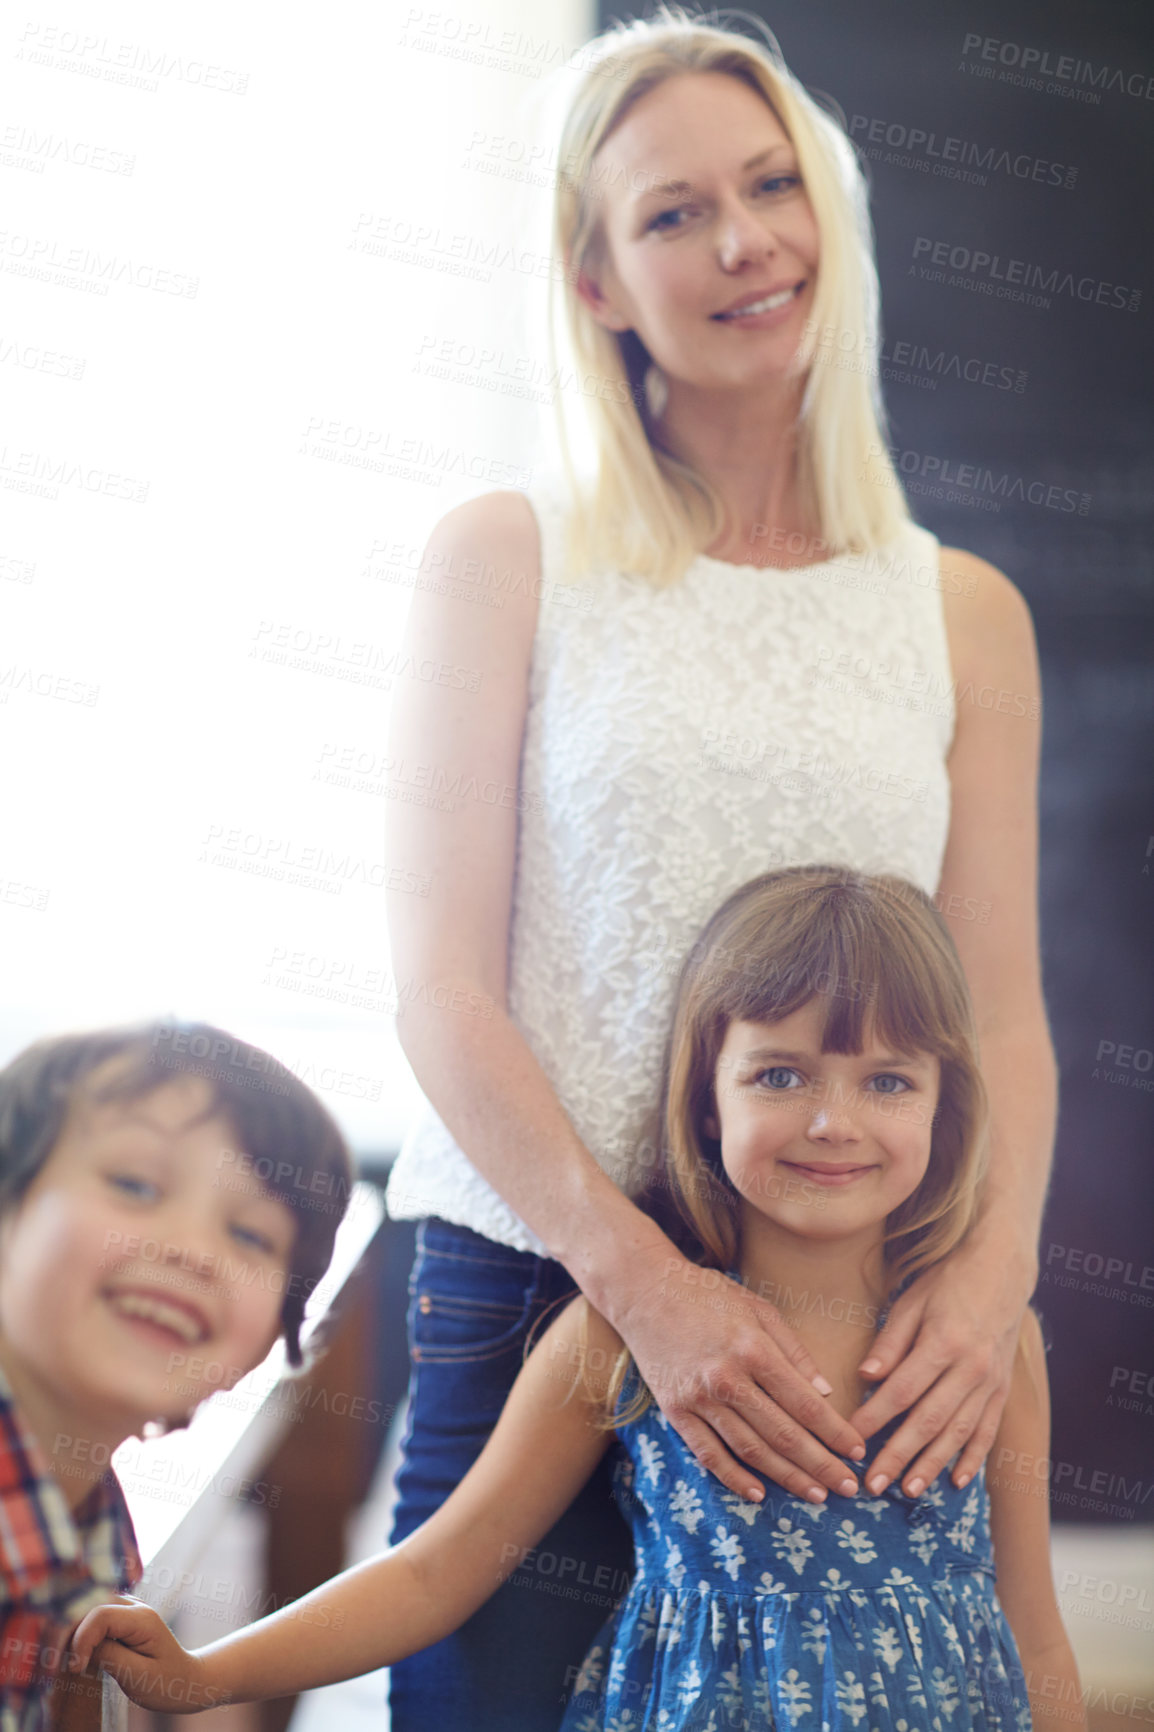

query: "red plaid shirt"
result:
(0, 1365), (141, 1732)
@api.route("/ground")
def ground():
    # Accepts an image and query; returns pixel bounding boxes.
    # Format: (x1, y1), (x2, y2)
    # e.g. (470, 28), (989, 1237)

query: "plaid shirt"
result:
(0, 1364), (141, 1732)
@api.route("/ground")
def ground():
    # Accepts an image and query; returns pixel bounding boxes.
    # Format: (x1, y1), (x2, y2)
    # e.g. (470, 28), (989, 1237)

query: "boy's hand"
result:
(68, 1599), (223, 1716)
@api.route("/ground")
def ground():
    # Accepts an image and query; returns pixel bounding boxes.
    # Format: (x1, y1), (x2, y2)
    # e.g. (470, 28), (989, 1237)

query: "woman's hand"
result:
(614, 1248), (868, 1503)
(849, 1234), (1035, 1496)
(68, 1599), (222, 1716)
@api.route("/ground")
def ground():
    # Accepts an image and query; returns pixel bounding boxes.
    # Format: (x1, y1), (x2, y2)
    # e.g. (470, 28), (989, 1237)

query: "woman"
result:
(382, 11), (1056, 1729)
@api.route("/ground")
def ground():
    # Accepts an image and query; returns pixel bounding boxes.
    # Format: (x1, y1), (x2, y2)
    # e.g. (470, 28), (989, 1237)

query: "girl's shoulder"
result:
(534, 1294), (629, 1416)
(1007, 1304), (1049, 1406)
(987, 1305), (1050, 1480)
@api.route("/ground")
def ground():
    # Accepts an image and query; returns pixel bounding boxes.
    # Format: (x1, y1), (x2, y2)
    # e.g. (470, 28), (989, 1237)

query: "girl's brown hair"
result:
(588, 865), (988, 1425)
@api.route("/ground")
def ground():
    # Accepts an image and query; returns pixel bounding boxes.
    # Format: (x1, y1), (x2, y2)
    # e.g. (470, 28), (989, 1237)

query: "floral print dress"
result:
(560, 1365), (1031, 1732)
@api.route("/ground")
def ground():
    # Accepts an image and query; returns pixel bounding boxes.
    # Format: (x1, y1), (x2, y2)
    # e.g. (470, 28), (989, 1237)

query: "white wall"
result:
(1, 0), (594, 1152)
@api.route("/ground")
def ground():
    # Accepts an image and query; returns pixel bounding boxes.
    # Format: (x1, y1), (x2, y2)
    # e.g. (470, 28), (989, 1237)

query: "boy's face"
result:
(0, 1073), (297, 1441)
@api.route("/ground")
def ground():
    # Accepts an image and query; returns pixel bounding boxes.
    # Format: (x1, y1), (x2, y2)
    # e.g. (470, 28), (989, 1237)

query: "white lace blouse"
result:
(385, 477), (956, 1254)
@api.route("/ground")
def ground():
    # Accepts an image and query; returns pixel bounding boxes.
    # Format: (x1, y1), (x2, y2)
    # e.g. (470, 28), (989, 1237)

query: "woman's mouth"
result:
(713, 282), (805, 322)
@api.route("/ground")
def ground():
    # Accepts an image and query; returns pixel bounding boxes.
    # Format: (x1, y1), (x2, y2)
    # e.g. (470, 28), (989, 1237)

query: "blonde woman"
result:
(382, 10), (1055, 1726)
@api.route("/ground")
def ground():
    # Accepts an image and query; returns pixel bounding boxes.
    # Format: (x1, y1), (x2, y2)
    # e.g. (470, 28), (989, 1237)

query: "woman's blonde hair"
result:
(588, 865), (988, 1425)
(549, 5), (910, 586)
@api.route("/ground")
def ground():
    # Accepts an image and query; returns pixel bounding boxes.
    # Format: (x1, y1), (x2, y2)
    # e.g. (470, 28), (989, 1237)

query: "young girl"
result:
(69, 869), (1080, 1731)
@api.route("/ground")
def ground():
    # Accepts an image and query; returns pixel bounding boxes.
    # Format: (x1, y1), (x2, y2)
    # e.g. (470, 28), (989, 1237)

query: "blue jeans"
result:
(387, 1218), (634, 1731)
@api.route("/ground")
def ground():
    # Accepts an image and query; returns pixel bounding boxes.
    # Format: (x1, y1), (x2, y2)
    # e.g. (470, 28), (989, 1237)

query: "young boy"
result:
(0, 1020), (353, 1729)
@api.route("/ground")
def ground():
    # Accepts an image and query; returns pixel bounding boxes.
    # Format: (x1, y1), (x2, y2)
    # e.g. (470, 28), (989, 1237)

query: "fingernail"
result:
(907, 1476), (925, 1497)
(868, 1473), (888, 1494)
(849, 1445), (866, 1461)
(956, 1473), (971, 1490)
(860, 1358), (881, 1375)
(747, 1484), (764, 1502)
(806, 1485), (827, 1503)
(812, 1374), (833, 1395)
(839, 1477), (857, 1496)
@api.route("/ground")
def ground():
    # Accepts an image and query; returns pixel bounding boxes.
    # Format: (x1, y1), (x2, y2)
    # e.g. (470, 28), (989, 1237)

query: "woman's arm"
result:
(986, 1309), (1085, 1732)
(71, 1301), (621, 1711)
(852, 548), (1057, 1495)
(384, 490), (867, 1504)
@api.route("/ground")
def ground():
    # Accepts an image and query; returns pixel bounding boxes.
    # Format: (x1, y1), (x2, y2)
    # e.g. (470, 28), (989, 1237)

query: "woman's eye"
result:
(757, 174), (800, 196)
(649, 206), (690, 232)
(108, 1173), (158, 1200)
(756, 1066), (802, 1091)
(870, 1074), (911, 1095)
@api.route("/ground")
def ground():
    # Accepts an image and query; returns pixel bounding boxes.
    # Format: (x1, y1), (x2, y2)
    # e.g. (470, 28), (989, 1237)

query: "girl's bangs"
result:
(700, 889), (955, 1063)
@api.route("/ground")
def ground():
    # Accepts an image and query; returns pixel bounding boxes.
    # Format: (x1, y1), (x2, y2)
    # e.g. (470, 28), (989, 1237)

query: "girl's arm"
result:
(853, 548), (1057, 1495)
(70, 1300), (621, 1713)
(384, 490), (867, 1505)
(986, 1308), (1085, 1732)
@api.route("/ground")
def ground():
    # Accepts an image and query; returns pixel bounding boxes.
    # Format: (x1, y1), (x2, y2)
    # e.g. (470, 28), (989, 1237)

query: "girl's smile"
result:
(777, 1158), (878, 1187)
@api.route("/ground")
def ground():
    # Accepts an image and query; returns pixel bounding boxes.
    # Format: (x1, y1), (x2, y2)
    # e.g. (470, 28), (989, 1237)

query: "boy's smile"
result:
(0, 1073), (296, 1498)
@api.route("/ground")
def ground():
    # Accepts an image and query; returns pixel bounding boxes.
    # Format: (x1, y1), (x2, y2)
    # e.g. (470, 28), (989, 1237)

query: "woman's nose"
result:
(716, 197), (779, 271)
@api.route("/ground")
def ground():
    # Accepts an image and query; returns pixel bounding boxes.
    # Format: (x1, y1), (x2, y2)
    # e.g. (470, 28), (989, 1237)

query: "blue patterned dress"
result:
(560, 1361), (1031, 1732)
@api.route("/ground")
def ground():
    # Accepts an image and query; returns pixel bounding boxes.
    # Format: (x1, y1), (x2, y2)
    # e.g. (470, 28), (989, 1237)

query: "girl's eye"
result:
(757, 174), (800, 196)
(756, 1066), (803, 1091)
(108, 1173), (158, 1200)
(870, 1074), (911, 1095)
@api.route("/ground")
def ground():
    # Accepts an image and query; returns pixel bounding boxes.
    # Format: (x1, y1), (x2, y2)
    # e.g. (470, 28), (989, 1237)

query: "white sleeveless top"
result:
(385, 477), (956, 1254)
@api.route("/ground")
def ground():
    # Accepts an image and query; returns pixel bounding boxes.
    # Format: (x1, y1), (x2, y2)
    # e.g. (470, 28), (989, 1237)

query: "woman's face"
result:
(579, 71), (820, 396)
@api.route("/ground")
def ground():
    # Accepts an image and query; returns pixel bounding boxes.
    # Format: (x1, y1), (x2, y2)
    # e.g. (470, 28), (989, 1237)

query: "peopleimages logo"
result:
(911, 238), (1141, 313)
(869, 440), (1090, 517)
(961, 34), (1154, 102)
(849, 114), (1077, 190)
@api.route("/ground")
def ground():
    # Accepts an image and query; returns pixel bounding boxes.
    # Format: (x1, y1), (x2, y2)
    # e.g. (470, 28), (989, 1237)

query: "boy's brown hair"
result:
(0, 1021), (355, 1369)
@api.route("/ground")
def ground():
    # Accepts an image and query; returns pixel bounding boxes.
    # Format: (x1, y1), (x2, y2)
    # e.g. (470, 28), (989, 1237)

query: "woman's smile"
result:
(711, 280), (809, 324)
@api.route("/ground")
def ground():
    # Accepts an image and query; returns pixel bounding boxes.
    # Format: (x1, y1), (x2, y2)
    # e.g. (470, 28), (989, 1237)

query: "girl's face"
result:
(708, 1000), (940, 1245)
(578, 71), (820, 397)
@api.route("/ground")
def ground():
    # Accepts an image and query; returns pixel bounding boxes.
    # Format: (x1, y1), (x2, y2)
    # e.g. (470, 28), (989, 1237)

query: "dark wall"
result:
(597, 0), (1154, 1519)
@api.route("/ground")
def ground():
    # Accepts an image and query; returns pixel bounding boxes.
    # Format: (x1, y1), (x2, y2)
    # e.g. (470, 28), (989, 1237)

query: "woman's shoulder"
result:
(408, 490), (546, 649)
(937, 545), (1034, 630)
(430, 488), (541, 563)
(936, 544), (1039, 689)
